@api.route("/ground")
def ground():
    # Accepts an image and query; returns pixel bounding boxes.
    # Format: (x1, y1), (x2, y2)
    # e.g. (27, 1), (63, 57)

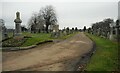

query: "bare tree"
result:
(37, 11), (45, 32)
(28, 13), (38, 33)
(40, 5), (57, 33)
(28, 5), (58, 33)
(0, 19), (5, 31)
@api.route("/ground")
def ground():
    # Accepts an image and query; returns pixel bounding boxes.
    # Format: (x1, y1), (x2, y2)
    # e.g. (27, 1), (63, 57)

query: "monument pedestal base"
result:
(13, 33), (24, 40)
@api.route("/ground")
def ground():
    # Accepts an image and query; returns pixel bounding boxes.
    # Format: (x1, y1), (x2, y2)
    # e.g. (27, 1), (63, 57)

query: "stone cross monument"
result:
(14, 12), (22, 36)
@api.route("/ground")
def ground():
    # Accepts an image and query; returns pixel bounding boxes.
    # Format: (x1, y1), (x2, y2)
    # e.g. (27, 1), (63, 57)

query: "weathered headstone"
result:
(51, 24), (59, 38)
(0, 19), (8, 40)
(53, 25), (59, 32)
(59, 30), (63, 37)
(109, 22), (116, 40)
(63, 30), (67, 36)
(98, 28), (102, 36)
(49, 25), (53, 33)
(2, 26), (8, 39)
(14, 12), (22, 36)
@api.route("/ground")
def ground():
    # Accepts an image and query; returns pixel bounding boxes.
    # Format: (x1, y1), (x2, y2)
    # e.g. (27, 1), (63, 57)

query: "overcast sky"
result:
(1, 1), (118, 29)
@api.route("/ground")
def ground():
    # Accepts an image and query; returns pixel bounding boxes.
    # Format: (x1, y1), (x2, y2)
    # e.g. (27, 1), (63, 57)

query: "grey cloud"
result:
(2, 2), (118, 29)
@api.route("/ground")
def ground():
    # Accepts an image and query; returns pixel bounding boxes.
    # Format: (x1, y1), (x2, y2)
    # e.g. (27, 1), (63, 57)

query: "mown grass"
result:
(8, 32), (13, 38)
(21, 32), (52, 47)
(57, 32), (79, 40)
(85, 33), (118, 71)
(21, 32), (78, 47)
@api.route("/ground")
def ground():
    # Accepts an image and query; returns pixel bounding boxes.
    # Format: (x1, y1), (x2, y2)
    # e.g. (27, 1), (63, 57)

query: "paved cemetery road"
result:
(2, 32), (93, 71)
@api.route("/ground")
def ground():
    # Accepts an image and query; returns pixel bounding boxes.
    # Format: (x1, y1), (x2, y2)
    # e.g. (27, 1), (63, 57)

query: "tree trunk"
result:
(46, 25), (49, 33)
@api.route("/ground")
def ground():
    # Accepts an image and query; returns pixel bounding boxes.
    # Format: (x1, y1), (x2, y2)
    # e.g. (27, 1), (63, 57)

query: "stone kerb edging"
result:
(2, 45), (37, 51)
(2, 40), (53, 52)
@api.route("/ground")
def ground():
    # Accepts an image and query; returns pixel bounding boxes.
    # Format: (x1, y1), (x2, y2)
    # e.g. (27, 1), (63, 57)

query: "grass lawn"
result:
(21, 32), (52, 47)
(2, 32), (78, 47)
(85, 33), (118, 71)
(56, 32), (79, 40)
(8, 32), (14, 38)
(21, 32), (78, 47)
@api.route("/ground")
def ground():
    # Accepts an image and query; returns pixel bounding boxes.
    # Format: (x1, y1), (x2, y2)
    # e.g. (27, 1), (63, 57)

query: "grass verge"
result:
(85, 33), (118, 71)
(21, 32), (78, 47)
(21, 32), (52, 47)
(57, 32), (79, 40)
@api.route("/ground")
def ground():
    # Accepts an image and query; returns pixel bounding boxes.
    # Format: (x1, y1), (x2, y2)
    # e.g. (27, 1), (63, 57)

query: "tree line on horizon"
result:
(87, 18), (116, 38)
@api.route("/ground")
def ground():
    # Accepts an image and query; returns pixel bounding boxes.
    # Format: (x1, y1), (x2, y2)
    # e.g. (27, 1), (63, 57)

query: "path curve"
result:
(2, 32), (93, 71)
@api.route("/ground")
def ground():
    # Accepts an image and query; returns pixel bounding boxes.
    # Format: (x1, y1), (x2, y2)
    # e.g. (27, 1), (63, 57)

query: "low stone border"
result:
(2, 40), (53, 52)
(2, 45), (37, 52)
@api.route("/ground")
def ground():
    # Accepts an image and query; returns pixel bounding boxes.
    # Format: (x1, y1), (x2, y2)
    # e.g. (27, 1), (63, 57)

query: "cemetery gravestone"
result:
(59, 30), (63, 37)
(51, 25), (59, 38)
(14, 12), (22, 36)
(63, 29), (67, 36)
(109, 22), (116, 40)
(49, 25), (53, 33)
(2, 24), (8, 40)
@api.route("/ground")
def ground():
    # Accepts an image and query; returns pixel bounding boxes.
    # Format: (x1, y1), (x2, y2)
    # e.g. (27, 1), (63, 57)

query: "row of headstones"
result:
(51, 27), (78, 38)
(86, 22), (119, 41)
